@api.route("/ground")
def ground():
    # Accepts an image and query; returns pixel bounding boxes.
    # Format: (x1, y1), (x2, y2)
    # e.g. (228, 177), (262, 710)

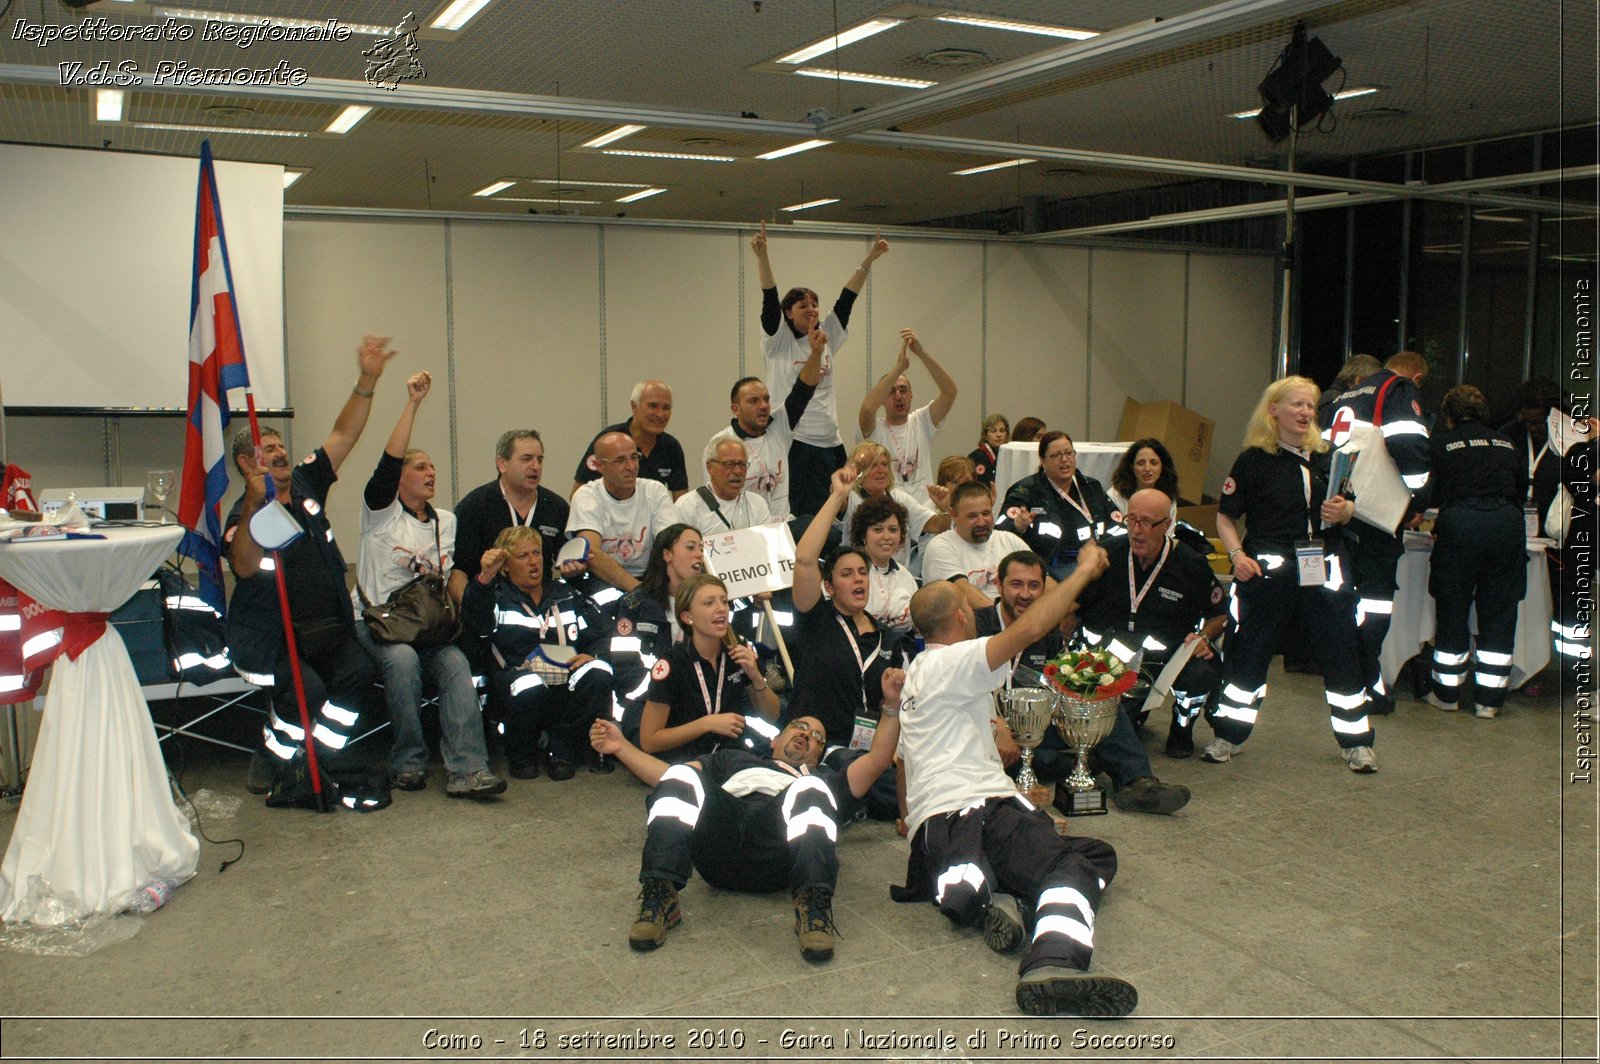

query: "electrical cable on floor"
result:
(158, 694), (245, 873)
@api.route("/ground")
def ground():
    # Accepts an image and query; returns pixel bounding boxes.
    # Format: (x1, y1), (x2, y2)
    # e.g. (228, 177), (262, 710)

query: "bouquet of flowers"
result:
(1042, 648), (1139, 702)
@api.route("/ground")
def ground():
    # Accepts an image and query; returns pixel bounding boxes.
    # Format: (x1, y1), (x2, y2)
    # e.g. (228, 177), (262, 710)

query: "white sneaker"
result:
(1473, 703), (1499, 719)
(1424, 692), (1459, 712)
(1200, 738), (1239, 763)
(1342, 745), (1377, 773)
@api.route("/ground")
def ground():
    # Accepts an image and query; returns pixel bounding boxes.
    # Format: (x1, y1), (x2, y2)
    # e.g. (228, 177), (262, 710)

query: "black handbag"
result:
(358, 517), (462, 649)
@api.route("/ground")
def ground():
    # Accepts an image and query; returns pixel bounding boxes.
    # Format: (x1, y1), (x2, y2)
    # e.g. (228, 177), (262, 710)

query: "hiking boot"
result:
(446, 769), (507, 799)
(546, 755), (577, 782)
(1342, 745), (1377, 773)
(391, 768), (428, 791)
(628, 879), (680, 951)
(793, 886), (837, 962)
(508, 758), (540, 780)
(1164, 718), (1195, 759)
(1200, 738), (1239, 763)
(981, 893), (1025, 953)
(1015, 966), (1138, 1018)
(1112, 776), (1191, 815)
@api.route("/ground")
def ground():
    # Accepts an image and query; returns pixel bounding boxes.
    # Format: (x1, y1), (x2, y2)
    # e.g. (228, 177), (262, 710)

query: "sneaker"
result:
(981, 893), (1025, 953)
(793, 886), (838, 962)
(1342, 745), (1377, 773)
(545, 755), (577, 782)
(508, 758), (540, 780)
(391, 768), (428, 791)
(1015, 966), (1138, 1018)
(446, 769), (507, 799)
(1164, 719), (1195, 759)
(1425, 692), (1459, 712)
(1112, 776), (1191, 815)
(246, 750), (275, 795)
(1200, 738), (1238, 763)
(1474, 703), (1500, 719)
(628, 879), (680, 951)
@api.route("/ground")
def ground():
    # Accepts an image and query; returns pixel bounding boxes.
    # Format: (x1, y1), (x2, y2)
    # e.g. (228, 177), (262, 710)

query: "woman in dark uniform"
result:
(997, 430), (1119, 579)
(968, 414), (1009, 487)
(1424, 386), (1527, 718)
(606, 523), (704, 742)
(1204, 376), (1374, 773)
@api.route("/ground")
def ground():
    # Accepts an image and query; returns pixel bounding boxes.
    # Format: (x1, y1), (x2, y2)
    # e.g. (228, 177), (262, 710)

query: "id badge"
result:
(1295, 539), (1325, 587)
(849, 714), (876, 751)
(1524, 506), (1539, 539)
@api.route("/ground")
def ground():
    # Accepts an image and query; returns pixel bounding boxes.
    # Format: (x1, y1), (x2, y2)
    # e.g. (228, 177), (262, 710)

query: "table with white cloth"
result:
(994, 440), (1129, 503)
(0, 525), (198, 925)
(1379, 539), (1553, 691)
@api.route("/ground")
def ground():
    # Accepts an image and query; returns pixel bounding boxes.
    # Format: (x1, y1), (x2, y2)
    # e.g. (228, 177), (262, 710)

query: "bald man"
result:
(572, 380), (689, 500)
(566, 430), (679, 592)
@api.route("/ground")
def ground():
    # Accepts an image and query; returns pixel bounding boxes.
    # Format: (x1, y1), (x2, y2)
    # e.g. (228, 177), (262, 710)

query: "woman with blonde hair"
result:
(968, 414), (1009, 486)
(1204, 376), (1374, 773)
(836, 440), (949, 572)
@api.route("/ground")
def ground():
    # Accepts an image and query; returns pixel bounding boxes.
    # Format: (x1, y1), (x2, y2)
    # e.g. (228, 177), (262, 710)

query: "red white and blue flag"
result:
(178, 141), (253, 615)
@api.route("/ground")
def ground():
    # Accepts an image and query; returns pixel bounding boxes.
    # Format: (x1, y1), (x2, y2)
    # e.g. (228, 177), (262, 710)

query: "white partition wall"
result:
(1184, 254), (1278, 496)
(984, 244), (1092, 440)
(1089, 248), (1190, 442)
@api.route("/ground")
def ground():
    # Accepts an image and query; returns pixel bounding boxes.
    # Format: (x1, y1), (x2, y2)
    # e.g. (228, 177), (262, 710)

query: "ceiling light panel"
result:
(794, 69), (935, 89)
(615, 188), (667, 203)
(130, 122), (308, 137)
(602, 148), (735, 163)
(782, 198), (840, 212)
(757, 139), (833, 160)
(149, 7), (394, 35)
(325, 105), (372, 134)
(428, 0), (498, 32)
(95, 89), (124, 122)
(474, 181), (515, 197)
(952, 158), (1036, 175)
(580, 124), (646, 149)
(283, 169), (308, 189)
(932, 14), (1098, 40)
(774, 18), (904, 64)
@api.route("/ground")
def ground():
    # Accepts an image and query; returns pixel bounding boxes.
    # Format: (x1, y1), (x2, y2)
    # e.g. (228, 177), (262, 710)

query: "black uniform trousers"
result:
(914, 795), (1118, 976)
(1430, 501), (1527, 709)
(640, 763), (840, 894)
(491, 660), (614, 768)
(787, 440), (848, 528)
(263, 631), (379, 765)
(1347, 524), (1406, 711)
(1211, 546), (1373, 750)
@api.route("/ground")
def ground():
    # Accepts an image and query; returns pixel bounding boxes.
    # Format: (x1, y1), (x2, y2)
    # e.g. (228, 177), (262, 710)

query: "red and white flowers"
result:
(1042, 648), (1138, 701)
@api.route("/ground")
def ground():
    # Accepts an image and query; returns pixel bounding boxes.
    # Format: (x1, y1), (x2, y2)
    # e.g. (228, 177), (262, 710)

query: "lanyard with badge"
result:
(1288, 449), (1325, 587)
(837, 614), (884, 750)
(1051, 476), (1095, 542)
(1127, 537), (1173, 631)
(694, 650), (727, 721)
(1524, 435), (1546, 536)
(500, 483), (537, 529)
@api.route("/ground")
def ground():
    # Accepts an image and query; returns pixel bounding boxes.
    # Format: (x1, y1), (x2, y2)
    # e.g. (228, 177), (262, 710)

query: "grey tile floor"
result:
(1, 662), (1595, 1063)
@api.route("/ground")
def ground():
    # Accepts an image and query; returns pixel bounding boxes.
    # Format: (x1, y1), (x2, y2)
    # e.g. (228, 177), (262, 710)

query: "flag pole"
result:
(199, 140), (326, 810)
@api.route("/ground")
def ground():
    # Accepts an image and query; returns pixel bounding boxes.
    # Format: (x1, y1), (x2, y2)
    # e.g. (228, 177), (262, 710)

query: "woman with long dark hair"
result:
(606, 523), (704, 742)
(1108, 438), (1180, 514)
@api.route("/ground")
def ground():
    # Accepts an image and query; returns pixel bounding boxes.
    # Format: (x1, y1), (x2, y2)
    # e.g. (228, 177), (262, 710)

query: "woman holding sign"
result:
(1204, 377), (1372, 773)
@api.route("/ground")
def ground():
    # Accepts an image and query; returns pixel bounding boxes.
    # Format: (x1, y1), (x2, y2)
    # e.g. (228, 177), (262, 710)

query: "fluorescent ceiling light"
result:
(1472, 212), (1528, 223)
(933, 14), (1097, 40)
(794, 68), (935, 89)
(429, 0), (497, 32)
(615, 188), (667, 203)
(602, 148), (736, 163)
(474, 181), (515, 197)
(325, 105), (372, 134)
(95, 89), (124, 122)
(493, 197), (602, 205)
(757, 139), (833, 161)
(1229, 87), (1381, 119)
(580, 124), (646, 149)
(524, 178), (650, 189)
(150, 7), (394, 34)
(283, 169), (308, 189)
(775, 18), (904, 64)
(130, 122), (309, 138)
(952, 158), (1036, 176)
(782, 197), (840, 212)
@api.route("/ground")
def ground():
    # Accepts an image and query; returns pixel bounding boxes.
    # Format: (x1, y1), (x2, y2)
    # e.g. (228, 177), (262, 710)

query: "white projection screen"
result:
(0, 144), (286, 411)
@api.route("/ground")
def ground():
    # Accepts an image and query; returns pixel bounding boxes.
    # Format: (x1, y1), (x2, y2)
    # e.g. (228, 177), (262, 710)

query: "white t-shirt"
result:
(674, 486), (772, 539)
(763, 312), (845, 448)
(355, 498), (457, 609)
(838, 486), (938, 571)
(919, 528), (1030, 600)
(566, 479), (678, 578)
(898, 638), (1015, 838)
(708, 424), (795, 521)
(866, 559), (918, 634)
(867, 405), (939, 496)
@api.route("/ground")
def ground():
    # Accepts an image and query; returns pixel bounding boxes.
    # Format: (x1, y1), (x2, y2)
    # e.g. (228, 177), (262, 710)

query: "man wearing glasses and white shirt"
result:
(676, 438), (772, 538)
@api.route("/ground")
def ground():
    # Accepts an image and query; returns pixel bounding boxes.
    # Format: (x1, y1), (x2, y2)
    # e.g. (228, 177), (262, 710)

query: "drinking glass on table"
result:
(148, 470), (175, 524)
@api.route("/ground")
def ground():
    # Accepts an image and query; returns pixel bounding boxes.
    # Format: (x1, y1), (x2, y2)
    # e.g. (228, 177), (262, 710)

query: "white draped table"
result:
(1379, 540), (1553, 692)
(0, 525), (198, 925)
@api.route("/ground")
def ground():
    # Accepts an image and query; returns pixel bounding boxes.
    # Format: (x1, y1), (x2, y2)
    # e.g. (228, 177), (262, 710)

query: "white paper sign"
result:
(702, 521), (797, 599)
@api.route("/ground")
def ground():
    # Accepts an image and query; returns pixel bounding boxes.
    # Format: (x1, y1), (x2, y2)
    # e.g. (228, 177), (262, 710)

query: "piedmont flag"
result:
(177, 141), (252, 615)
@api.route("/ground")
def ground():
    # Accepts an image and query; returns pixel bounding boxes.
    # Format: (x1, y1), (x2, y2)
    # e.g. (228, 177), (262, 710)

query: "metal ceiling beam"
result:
(818, 0), (1333, 137)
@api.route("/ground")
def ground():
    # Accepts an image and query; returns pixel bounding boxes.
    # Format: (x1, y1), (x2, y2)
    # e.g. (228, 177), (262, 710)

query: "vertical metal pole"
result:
(1342, 160), (1357, 361)
(1275, 106), (1300, 379)
(1522, 135), (1543, 379)
(1455, 144), (1474, 385)
(1397, 152), (1413, 353)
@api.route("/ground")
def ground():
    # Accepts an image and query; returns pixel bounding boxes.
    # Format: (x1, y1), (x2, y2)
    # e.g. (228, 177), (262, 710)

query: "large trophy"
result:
(996, 687), (1058, 807)
(1051, 696), (1120, 817)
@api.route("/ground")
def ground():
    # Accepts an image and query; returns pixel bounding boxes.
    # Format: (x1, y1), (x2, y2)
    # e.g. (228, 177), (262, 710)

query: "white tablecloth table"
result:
(0, 525), (198, 925)
(1380, 540), (1553, 691)
(995, 440), (1128, 503)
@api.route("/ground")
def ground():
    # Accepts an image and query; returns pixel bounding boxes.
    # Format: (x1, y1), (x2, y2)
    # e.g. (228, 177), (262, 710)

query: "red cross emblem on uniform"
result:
(1329, 406), (1355, 447)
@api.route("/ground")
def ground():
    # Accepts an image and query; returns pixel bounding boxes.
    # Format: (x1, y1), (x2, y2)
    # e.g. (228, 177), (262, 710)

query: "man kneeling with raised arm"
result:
(589, 685), (903, 962)
(898, 538), (1137, 1018)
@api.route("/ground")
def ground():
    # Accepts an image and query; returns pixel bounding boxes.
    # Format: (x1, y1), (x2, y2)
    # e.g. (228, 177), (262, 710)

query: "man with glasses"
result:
(1070, 489), (1227, 759)
(566, 431), (679, 593)
(570, 380), (689, 501)
(998, 431), (1120, 580)
(590, 688), (903, 962)
(676, 438), (771, 538)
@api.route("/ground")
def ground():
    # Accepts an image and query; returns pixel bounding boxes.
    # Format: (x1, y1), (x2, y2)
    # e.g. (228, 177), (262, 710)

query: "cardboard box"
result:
(1176, 499), (1219, 539)
(1118, 398), (1214, 506)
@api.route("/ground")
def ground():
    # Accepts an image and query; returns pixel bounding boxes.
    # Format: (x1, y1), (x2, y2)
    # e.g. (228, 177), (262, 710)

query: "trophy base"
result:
(1053, 781), (1108, 817)
(1020, 782), (1054, 808)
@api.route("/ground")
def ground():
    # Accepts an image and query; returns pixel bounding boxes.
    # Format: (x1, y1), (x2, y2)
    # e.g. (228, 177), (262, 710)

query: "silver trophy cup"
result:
(1052, 695), (1121, 816)
(996, 687), (1059, 798)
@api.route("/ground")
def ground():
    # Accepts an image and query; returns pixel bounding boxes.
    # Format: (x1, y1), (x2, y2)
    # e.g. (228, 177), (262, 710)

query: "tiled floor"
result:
(1, 663), (1595, 1062)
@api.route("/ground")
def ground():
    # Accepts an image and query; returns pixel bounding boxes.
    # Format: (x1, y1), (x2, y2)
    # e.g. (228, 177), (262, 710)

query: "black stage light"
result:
(1256, 23), (1342, 142)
